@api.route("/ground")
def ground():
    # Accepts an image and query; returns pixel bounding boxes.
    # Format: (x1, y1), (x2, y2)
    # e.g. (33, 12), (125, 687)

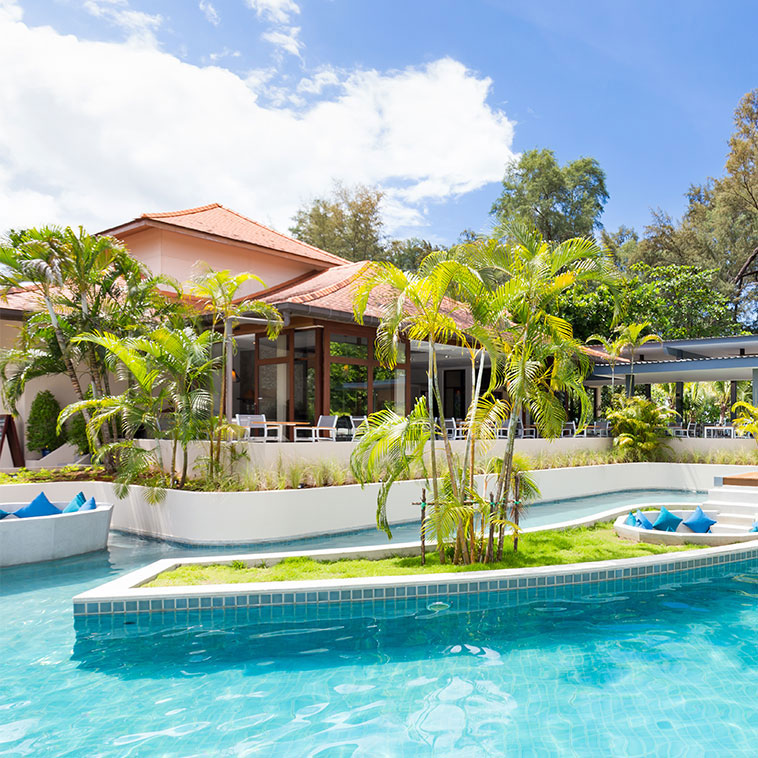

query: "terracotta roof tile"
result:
(255, 261), (474, 328)
(104, 204), (349, 268)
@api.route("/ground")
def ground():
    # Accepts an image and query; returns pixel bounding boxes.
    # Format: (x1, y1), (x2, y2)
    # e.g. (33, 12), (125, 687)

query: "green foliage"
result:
(66, 411), (90, 455)
(732, 401), (758, 444)
(560, 263), (739, 341)
(490, 149), (609, 242)
(289, 183), (388, 262)
(606, 396), (675, 461)
(26, 390), (66, 453)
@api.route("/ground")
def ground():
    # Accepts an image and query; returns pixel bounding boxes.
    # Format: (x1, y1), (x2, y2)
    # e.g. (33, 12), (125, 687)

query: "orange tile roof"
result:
(102, 203), (349, 268)
(0, 286), (44, 313)
(255, 261), (474, 328)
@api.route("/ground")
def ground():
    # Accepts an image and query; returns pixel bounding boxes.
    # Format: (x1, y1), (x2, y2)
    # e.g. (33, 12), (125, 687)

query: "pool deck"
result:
(721, 471), (758, 487)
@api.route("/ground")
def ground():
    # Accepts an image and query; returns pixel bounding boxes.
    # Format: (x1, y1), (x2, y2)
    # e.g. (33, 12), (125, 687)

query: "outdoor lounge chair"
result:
(294, 415), (339, 442)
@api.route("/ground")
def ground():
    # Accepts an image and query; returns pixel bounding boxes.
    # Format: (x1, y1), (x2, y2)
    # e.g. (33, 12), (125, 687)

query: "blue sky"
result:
(3, 0), (757, 245)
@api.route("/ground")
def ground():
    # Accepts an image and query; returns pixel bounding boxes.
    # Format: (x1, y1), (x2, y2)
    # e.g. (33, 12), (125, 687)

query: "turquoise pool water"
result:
(7, 487), (758, 757)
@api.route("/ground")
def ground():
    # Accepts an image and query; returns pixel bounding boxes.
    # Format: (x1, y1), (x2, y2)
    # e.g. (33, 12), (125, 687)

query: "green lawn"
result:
(145, 522), (704, 587)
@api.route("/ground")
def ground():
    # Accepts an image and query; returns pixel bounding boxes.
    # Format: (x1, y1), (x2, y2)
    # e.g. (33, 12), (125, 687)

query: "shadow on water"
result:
(70, 570), (758, 682)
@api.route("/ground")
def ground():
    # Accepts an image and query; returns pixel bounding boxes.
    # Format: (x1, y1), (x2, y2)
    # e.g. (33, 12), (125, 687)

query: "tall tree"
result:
(290, 183), (387, 262)
(490, 149), (609, 242)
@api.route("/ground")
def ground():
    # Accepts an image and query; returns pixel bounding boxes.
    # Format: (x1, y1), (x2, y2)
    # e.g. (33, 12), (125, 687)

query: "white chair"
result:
(349, 415), (367, 440)
(444, 418), (458, 440)
(561, 421), (576, 437)
(295, 415), (339, 442)
(234, 414), (282, 442)
(519, 420), (536, 439)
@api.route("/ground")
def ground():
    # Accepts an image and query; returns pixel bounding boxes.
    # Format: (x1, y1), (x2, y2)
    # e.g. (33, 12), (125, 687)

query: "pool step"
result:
(705, 486), (758, 507)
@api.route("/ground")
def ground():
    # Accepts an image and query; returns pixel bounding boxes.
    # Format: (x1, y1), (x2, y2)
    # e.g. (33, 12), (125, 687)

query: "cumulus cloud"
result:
(0, 8), (516, 237)
(244, 0), (299, 24)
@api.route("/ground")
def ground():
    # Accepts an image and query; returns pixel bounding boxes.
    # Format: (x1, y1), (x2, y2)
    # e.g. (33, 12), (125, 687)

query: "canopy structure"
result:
(587, 335), (758, 406)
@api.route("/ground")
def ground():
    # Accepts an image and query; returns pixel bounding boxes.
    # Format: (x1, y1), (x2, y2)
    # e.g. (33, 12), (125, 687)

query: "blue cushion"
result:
(750, 521), (758, 533)
(78, 496), (96, 512)
(0, 509), (11, 519)
(624, 511), (636, 526)
(62, 491), (87, 513)
(653, 506), (683, 533)
(634, 510), (653, 530)
(14, 492), (61, 518)
(681, 505), (717, 534)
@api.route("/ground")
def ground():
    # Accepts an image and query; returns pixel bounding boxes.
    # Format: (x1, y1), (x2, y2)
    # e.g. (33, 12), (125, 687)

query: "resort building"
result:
(3, 202), (758, 454)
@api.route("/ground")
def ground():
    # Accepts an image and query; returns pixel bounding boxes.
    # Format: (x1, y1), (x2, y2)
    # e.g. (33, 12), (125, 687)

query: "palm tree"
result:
(614, 322), (661, 394)
(353, 257), (483, 562)
(459, 224), (618, 558)
(586, 333), (626, 388)
(189, 265), (282, 472)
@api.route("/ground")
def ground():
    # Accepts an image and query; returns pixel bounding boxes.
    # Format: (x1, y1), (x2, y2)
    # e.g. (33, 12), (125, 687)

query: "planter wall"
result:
(0, 463), (750, 546)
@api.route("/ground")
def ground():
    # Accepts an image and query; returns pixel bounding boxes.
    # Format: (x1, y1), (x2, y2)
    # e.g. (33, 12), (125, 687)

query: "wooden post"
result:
(513, 474), (521, 552)
(420, 487), (426, 565)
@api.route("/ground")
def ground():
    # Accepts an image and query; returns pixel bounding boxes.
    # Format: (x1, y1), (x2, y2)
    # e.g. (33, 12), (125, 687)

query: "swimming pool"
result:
(7, 486), (757, 757)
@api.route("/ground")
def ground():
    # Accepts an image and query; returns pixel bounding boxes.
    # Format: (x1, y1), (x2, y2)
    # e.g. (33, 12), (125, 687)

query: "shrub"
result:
(26, 390), (67, 454)
(606, 396), (674, 461)
(66, 411), (91, 456)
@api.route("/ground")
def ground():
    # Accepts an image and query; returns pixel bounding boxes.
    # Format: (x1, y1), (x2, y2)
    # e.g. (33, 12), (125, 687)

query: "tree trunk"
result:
(495, 403), (520, 561)
(427, 344), (444, 564)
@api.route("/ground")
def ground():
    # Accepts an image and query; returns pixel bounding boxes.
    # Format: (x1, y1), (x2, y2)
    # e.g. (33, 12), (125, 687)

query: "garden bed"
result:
(144, 522), (703, 587)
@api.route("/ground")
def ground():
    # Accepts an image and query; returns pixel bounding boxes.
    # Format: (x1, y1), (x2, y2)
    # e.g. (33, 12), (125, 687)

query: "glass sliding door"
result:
(257, 362), (288, 421)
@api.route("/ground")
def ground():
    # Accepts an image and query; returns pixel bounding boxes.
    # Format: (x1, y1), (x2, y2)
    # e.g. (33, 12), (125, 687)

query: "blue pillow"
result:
(653, 506), (683, 533)
(750, 521), (758, 533)
(78, 496), (96, 512)
(634, 510), (653, 530)
(14, 492), (61, 518)
(0, 508), (11, 519)
(624, 511), (636, 526)
(62, 491), (87, 513)
(683, 505), (717, 534)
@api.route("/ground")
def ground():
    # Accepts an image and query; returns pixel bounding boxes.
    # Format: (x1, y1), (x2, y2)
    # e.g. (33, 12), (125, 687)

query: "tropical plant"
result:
(461, 224), (619, 559)
(26, 390), (66, 454)
(0, 225), (181, 460)
(731, 401), (758, 443)
(606, 396), (674, 461)
(188, 265), (282, 475)
(586, 333), (627, 388)
(58, 325), (221, 497)
(614, 321), (662, 391)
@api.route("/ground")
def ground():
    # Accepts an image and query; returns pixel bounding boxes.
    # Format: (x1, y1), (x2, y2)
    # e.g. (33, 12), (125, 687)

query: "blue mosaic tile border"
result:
(73, 547), (758, 618)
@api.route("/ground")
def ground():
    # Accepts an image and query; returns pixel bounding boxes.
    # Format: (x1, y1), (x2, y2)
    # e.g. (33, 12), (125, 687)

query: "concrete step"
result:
(706, 486), (758, 506)
(710, 524), (753, 535)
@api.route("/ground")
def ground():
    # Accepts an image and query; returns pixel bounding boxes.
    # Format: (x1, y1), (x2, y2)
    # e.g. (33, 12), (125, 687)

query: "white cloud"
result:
(244, 0), (299, 24)
(297, 68), (341, 95)
(209, 47), (241, 63)
(261, 25), (301, 57)
(198, 0), (219, 26)
(82, 0), (161, 45)
(0, 10), (516, 237)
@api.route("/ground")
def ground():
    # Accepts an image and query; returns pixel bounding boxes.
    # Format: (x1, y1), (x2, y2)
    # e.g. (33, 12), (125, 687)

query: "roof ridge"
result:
(142, 203), (222, 219)
(216, 204), (350, 265)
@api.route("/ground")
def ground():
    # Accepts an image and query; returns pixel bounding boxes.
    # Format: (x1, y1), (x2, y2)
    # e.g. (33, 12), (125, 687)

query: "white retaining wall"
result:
(0, 463), (754, 546)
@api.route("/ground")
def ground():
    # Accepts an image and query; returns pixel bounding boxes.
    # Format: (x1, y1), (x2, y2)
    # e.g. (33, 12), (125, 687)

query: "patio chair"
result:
(595, 420), (610, 437)
(519, 420), (536, 439)
(444, 418), (464, 440)
(349, 415), (367, 440)
(561, 421), (576, 437)
(294, 415), (339, 442)
(233, 414), (282, 442)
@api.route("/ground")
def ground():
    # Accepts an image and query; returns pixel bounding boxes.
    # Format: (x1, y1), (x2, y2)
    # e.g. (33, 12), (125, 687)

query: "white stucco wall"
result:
(0, 462), (749, 546)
